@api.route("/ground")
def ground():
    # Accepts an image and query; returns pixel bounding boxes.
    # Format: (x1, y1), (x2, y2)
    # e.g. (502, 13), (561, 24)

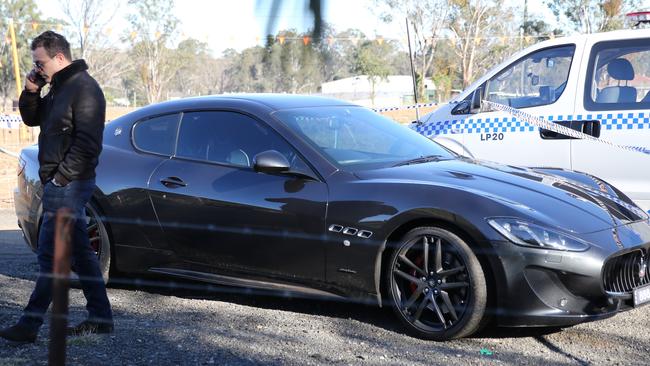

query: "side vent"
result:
(328, 224), (344, 233)
(357, 230), (373, 239)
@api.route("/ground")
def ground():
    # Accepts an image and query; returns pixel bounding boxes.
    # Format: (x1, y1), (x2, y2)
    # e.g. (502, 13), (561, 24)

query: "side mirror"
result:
(470, 87), (484, 114)
(253, 150), (290, 174)
(451, 100), (471, 115)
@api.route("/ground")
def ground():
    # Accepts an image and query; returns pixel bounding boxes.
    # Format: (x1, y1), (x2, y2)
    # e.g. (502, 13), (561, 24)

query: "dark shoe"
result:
(67, 320), (114, 337)
(0, 324), (38, 344)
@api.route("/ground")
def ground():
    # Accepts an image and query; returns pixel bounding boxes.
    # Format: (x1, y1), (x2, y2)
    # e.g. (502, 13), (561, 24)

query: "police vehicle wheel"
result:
(386, 226), (487, 340)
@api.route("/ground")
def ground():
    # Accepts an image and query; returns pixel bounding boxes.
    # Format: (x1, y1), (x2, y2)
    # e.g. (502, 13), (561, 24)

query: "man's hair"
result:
(31, 31), (72, 61)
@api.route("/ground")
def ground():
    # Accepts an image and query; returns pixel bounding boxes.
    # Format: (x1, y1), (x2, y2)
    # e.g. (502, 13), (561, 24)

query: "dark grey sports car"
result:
(14, 94), (650, 340)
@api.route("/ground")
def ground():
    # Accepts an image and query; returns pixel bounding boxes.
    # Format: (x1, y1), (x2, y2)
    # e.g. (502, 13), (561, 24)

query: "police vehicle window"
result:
(176, 111), (298, 168)
(132, 113), (180, 156)
(485, 45), (575, 109)
(588, 42), (650, 106)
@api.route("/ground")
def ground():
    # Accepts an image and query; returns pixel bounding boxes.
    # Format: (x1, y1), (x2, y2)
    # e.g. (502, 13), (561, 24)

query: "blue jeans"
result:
(19, 178), (113, 330)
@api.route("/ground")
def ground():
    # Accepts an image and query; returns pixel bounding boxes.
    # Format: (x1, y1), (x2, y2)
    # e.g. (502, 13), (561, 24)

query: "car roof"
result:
(138, 94), (359, 113)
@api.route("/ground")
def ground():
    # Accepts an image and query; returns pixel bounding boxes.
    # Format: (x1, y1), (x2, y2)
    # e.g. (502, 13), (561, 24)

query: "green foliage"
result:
(353, 39), (395, 105)
(546, 0), (636, 33)
(0, 0), (44, 106)
(9, 0), (615, 108)
(125, 0), (180, 103)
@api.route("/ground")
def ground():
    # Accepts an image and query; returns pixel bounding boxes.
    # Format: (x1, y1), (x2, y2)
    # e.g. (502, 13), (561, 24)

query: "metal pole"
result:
(8, 18), (29, 142)
(8, 18), (22, 99)
(49, 208), (74, 366)
(405, 18), (420, 122)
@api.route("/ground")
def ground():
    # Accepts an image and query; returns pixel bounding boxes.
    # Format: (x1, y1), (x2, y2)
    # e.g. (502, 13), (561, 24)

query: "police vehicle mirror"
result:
(546, 59), (555, 68)
(452, 100), (471, 115)
(470, 87), (484, 114)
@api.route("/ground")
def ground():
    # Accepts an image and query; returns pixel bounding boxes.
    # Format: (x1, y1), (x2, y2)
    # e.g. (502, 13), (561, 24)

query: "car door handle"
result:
(160, 176), (187, 188)
(577, 120), (601, 138)
(540, 120), (601, 139)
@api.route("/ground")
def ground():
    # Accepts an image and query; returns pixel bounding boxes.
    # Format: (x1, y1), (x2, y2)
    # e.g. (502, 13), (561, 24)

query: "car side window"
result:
(176, 111), (301, 169)
(485, 45), (575, 109)
(132, 113), (180, 156)
(584, 38), (650, 111)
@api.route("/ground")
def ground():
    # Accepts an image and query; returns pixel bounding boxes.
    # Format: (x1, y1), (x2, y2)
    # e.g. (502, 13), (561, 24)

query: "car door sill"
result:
(148, 267), (344, 300)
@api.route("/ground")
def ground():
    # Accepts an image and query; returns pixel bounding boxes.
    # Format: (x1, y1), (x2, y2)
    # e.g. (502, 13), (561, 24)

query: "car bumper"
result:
(491, 225), (650, 327)
(14, 183), (39, 253)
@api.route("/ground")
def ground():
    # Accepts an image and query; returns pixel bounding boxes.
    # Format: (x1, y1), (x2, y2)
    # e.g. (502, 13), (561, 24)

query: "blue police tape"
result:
(0, 114), (23, 129)
(372, 102), (438, 113)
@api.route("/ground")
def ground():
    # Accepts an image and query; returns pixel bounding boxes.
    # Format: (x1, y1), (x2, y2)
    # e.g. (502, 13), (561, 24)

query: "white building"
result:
(320, 75), (435, 108)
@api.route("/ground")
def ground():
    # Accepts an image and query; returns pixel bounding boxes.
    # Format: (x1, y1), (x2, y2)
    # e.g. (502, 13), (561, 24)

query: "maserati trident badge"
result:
(639, 256), (647, 281)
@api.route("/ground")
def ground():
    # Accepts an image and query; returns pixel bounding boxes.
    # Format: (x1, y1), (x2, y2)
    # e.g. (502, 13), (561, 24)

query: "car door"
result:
(572, 36), (650, 212)
(453, 43), (581, 168)
(147, 110), (328, 282)
(100, 113), (180, 260)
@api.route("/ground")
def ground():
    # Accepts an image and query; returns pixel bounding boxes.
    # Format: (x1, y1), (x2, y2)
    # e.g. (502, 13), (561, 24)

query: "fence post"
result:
(49, 208), (74, 366)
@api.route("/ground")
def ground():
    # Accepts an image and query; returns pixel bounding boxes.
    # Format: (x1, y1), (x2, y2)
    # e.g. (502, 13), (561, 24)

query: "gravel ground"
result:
(1, 209), (650, 365)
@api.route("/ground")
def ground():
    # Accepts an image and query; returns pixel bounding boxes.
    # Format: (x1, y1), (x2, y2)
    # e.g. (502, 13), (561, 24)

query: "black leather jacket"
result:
(19, 60), (105, 185)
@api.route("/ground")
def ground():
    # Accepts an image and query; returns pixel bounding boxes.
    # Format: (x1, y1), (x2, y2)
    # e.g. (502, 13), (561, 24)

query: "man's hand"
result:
(25, 70), (45, 93)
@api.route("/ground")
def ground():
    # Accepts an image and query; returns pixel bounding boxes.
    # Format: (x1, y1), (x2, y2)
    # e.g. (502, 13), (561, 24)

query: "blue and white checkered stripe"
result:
(414, 112), (650, 137)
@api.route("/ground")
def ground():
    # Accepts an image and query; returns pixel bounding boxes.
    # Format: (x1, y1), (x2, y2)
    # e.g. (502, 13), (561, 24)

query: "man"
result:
(0, 31), (113, 344)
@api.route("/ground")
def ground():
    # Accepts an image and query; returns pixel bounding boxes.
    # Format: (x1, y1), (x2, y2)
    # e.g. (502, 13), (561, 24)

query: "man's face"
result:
(31, 47), (66, 83)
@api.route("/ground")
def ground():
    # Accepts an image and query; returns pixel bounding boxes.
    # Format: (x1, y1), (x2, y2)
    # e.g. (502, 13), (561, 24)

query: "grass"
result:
(66, 334), (101, 347)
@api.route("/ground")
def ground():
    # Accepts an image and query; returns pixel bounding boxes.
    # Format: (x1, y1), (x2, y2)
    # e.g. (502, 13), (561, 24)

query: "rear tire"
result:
(386, 226), (487, 340)
(85, 203), (111, 284)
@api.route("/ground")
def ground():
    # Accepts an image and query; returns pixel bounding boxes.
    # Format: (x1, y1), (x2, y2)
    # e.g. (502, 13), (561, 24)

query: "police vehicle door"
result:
(573, 35), (650, 212)
(462, 43), (581, 168)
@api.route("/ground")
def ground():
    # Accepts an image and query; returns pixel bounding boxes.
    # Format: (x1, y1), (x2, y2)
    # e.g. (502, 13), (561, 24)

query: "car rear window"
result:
(132, 113), (181, 156)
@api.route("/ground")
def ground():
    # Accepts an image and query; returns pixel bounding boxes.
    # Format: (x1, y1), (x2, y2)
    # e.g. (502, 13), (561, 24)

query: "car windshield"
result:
(272, 106), (454, 170)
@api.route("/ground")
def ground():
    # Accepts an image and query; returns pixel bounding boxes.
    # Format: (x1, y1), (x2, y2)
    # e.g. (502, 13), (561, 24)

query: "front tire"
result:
(386, 226), (487, 340)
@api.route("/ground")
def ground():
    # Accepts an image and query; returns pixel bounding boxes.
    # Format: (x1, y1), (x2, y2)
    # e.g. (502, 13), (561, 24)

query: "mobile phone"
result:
(27, 69), (47, 88)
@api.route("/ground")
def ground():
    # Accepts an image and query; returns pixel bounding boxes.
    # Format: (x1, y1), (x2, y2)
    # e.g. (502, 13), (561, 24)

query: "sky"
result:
(35, 0), (650, 57)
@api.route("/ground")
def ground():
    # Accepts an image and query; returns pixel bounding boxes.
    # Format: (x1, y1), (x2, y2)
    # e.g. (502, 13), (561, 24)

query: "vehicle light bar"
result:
(627, 11), (650, 26)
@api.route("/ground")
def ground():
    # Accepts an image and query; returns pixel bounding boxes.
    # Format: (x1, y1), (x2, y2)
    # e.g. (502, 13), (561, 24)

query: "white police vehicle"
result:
(415, 27), (650, 212)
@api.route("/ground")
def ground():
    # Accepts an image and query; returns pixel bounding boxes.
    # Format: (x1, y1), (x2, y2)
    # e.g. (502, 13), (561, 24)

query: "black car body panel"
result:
(15, 94), (650, 331)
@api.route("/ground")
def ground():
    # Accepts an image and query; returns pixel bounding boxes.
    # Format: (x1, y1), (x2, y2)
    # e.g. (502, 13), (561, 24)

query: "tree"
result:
(125, 0), (180, 104)
(57, 0), (128, 97)
(322, 28), (367, 81)
(353, 40), (393, 105)
(0, 0), (44, 109)
(374, 0), (452, 101)
(546, 0), (636, 34)
(277, 30), (320, 94)
(429, 40), (460, 102)
(57, 0), (119, 59)
(448, 0), (514, 88)
(169, 38), (227, 96)
(222, 46), (266, 93)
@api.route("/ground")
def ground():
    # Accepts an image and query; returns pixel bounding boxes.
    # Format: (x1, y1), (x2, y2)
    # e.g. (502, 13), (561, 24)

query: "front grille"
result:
(603, 249), (650, 294)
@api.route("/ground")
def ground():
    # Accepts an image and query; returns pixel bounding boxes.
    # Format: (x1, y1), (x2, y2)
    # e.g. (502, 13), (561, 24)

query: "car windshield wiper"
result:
(393, 154), (446, 167)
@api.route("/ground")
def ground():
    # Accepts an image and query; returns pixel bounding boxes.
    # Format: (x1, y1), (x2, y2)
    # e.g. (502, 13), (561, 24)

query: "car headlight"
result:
(487, 218), (589, 252)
